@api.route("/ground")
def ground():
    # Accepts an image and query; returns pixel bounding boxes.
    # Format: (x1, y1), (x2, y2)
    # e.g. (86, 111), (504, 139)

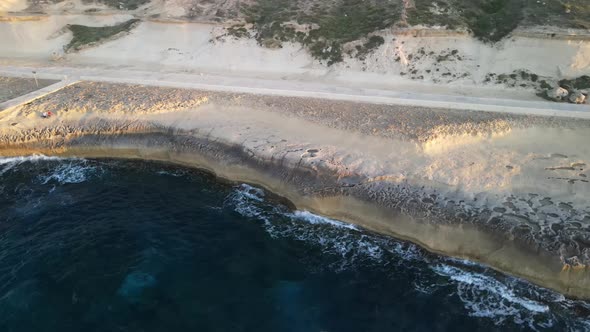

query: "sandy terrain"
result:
(338, 31), (590, 83)
(0, 18), (589, 103)
(1, 80), (589, 298)
(0, 0), (28, 12)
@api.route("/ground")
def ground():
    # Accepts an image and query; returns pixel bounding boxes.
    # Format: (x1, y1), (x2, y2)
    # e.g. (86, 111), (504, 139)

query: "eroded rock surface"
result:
(2, 81), (590, 298)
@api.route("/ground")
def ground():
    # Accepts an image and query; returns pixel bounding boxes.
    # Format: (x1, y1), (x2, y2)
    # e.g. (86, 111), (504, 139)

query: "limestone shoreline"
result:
(1, 80), (590, 299)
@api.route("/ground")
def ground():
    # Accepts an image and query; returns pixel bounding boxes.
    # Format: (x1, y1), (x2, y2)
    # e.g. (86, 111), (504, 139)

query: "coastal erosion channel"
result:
(1, 78), (590, 299)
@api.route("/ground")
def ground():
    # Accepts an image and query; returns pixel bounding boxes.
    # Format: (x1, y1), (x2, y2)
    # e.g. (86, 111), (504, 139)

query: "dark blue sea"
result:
(0, 156), (589, 332)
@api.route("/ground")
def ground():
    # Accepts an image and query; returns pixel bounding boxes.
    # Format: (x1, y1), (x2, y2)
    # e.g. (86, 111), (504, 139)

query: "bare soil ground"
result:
(11, 0), (590, 67)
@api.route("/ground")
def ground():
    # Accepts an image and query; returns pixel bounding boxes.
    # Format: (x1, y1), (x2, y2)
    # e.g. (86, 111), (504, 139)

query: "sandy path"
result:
(0, 64), (589, 119)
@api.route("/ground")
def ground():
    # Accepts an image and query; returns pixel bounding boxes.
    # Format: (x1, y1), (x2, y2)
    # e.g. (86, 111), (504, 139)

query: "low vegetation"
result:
(234, 0), (590, 64)
(64, 19), (140, 52)
(525, 0), (590, 29)
(409, 0), (590, 42)
(81, 0), (150, 10)
(27, 0), (590, 63)
(241, 0), (400, 65)
(354, 35), (385, 60)
(487, 69), (550, 91)
(226, 24), (250, 39)
(559, 75), (590, 90)
(29, 0), (150, 10)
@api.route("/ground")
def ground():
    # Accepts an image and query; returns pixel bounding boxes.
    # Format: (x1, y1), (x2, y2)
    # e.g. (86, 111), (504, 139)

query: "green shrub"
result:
(83, 0), (149, 10)
(242, 0), (399, 65)
(558, 75), (590, 90)
(65, 19), (140, 52)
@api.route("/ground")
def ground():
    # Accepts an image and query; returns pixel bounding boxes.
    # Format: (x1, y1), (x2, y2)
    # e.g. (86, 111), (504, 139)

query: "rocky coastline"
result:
(1, 80), (590, 298)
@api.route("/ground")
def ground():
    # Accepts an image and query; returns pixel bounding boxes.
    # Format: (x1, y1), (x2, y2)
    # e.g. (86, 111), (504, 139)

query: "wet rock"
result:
(502, 201), (517, 210)
(569, 90), (586, 104)
(551, 223), (564, 233)
(539, 198), (553, 207)
(546, 87), (569, 101)
(572, 303), (590, 317)
(261, 38), (282, 49)
(488, 216), (502, 224)
(421, 197), (434, 204)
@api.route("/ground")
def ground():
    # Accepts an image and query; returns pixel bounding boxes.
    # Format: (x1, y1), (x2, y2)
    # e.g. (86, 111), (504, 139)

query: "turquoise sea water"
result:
(0, 157), (589, 331)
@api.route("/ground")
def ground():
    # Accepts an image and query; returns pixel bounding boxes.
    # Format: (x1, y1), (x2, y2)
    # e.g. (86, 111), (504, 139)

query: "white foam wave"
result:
(156, 170), (186, 177)
(39, 162), (98, 185)
(226, 183), (274, 231)
(229, 184), (267, 213)
(226, 183), (589, 330)
(226, 184), (423, 270)
(289, 210), (358, 230)
(236, 184), (265, 201)
(287, 211), (423, 263)
(0, 155), (67, 176)
(0, 155), (65, 165)
(432, 264), (553, 328)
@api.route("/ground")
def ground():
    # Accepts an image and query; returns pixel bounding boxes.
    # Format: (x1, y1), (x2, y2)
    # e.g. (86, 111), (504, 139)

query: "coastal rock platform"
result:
(1, 80), (590, 298)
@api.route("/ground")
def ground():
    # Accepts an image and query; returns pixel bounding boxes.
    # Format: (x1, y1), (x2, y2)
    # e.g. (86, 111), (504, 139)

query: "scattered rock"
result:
(261, 38), (282, 49)
(421, 197), (434, 204)
(569, 90), (586, 104)
(546, 87), (569, 101)
(572, 303), (590, 317)
(493, 207), (506, 213)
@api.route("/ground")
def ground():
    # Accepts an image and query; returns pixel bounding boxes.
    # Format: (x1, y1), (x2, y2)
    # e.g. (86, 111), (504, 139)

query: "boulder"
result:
(546, 87), (569, 101)
(261, 38), (282, 49)
(569, 90), (586, 104)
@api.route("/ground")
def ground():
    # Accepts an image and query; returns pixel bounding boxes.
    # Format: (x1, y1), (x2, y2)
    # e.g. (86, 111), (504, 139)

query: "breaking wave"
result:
(2, 158), (589, 331)
(0, 155), (103, 185)
(0, 155), (65, 176)
(225, 182), (590, 331)
(226, 183), (421, 270)
(37, 160), (101, 185)
(431, 264), (553, 329)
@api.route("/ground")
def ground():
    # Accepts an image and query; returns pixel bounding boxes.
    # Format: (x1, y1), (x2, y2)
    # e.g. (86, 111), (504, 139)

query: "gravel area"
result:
(16, 81), (590, 142)
(0, 76), (58, 103)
